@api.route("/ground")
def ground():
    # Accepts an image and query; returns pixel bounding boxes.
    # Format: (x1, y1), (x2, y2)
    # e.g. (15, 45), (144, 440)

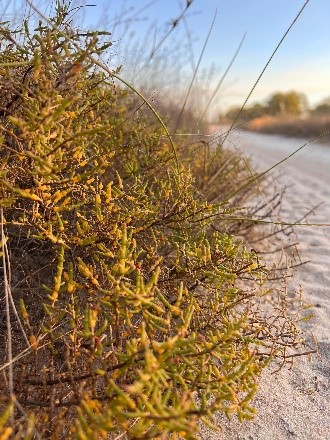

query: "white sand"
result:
(200, 128), (330, 440)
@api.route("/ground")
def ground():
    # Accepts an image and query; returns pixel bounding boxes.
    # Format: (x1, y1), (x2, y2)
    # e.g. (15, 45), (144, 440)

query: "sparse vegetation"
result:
(242, 114), (330, 143)
(222, 92), (330, 142)
(0, 4), (310, 439)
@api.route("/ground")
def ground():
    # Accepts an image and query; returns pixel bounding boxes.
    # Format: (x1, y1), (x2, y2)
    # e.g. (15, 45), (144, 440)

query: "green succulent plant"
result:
(0, 5), (306, 439)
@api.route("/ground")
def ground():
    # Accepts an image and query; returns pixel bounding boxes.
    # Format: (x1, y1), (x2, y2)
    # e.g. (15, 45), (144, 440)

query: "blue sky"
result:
(84, 0), (329, 112)
(3, 0), (329, 116)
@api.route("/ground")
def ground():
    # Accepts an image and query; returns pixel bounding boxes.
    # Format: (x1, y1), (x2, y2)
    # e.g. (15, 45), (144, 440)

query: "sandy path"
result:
(200, 128), (330, 440)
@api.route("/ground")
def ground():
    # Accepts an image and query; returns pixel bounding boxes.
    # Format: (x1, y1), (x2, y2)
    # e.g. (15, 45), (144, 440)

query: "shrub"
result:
(0, 8), (305, 440)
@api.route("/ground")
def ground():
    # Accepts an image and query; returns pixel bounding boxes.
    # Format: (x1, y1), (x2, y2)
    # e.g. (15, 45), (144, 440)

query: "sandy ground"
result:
(200, 127), (330, 440)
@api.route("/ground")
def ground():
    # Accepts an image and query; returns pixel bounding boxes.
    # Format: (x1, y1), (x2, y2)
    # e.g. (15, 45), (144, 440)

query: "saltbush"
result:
(0, 7), (304, 439)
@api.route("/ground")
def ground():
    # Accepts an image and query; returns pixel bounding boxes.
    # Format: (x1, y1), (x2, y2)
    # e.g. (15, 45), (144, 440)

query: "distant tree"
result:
(267, 93), (284, 115)
(312, 97), (330, 115)
(223, 105), (243, 121)
(267, 91), (308, 116)
(223, 102), (266, 122)
(246, 102), (267, 119)
(221, 91), (308, 123)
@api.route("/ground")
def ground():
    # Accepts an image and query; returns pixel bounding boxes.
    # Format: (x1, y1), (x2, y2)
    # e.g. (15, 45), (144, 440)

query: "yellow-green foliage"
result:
(0, 9), (302, 440)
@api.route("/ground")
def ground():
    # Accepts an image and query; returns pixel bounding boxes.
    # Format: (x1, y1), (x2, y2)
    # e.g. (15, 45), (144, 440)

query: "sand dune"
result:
(200, 128), (330, 439)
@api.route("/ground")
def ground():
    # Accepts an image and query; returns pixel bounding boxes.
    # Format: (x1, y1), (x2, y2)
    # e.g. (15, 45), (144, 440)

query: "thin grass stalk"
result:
(1, 207), (14, 428)
(200, 32), (246, 121)
(205, 0), (314, 200)
(13, 398), (43, 440)
(173, 8), (218, 133)
(149, 0), (194, 60)
(217, 0), (310, 151)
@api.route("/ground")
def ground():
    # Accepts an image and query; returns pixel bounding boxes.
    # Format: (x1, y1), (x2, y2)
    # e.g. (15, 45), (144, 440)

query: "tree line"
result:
(222, 91), (330, 121)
